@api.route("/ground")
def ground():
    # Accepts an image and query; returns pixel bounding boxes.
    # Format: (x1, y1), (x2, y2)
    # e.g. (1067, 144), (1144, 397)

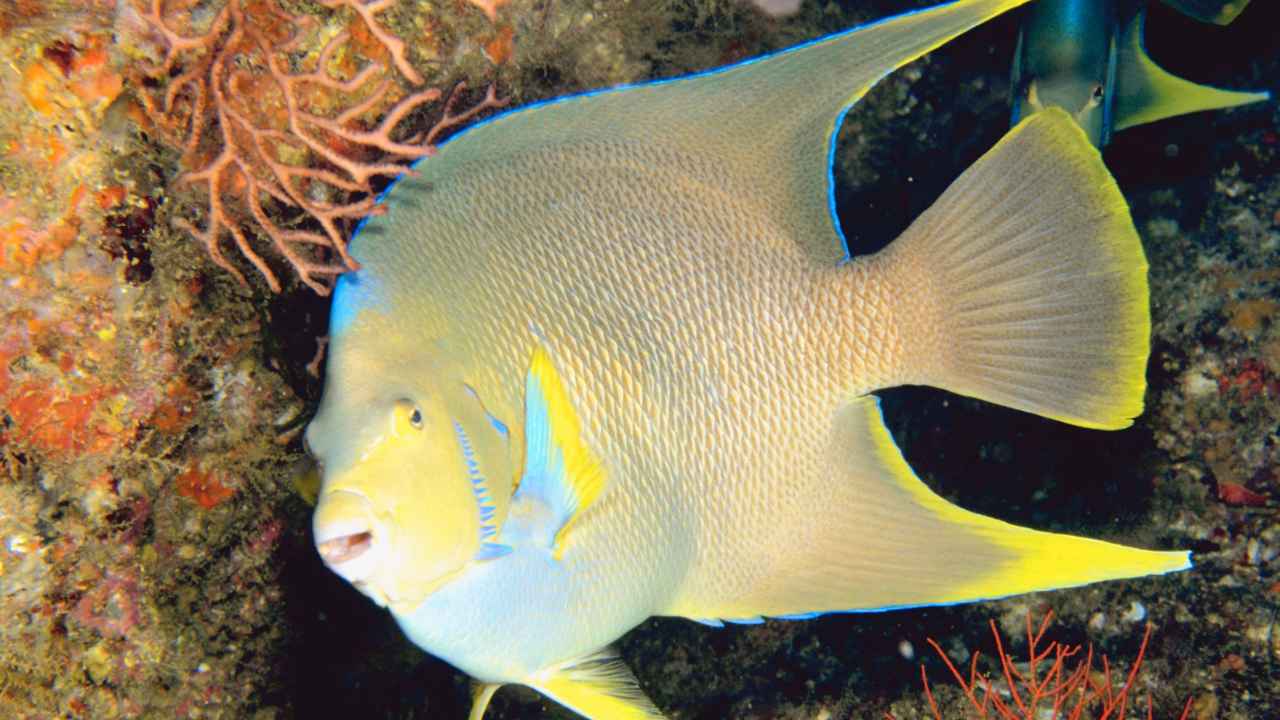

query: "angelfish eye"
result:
(409, 407), (424, 429)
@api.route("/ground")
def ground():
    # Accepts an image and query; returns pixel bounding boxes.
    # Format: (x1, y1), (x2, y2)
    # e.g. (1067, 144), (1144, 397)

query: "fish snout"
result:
(313, 491), (382, 585)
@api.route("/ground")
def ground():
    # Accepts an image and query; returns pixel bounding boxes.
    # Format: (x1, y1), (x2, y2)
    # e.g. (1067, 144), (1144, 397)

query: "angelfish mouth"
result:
(317, 531), (373, 565)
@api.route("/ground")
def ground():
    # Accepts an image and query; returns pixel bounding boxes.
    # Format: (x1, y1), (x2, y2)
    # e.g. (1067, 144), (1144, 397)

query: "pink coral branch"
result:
(911, 610), (1185, 720)
(417, 83), (508, 146)
(319, 0), (425, 85)
(138, 0), (233, 68)
(132, 0), (505, 295)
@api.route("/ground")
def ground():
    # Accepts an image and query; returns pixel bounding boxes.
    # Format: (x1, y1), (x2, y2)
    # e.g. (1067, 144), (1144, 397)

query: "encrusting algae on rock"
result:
(0, 0), (508, 716)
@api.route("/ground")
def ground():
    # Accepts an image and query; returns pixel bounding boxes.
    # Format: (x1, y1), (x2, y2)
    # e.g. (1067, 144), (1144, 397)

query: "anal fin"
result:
(673, 396), (1190, 622)
(526, 648), (665, 720)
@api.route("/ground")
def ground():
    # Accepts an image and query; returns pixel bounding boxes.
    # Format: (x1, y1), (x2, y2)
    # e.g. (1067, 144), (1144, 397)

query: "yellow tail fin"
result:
(1114, 12), (1268, 132)
(882, 108), (1150, 429)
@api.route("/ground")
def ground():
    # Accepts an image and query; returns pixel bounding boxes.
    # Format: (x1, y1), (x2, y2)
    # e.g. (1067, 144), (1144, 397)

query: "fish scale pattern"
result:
(344, 130), (915, 623)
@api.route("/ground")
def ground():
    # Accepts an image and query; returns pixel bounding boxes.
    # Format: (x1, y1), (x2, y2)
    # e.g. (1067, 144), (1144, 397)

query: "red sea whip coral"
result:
(898, 610), (1194, 720)
(132, 0), (504, 293)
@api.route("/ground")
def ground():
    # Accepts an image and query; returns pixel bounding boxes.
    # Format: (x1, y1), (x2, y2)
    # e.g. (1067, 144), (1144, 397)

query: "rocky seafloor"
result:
(0, 1), (1276, 718)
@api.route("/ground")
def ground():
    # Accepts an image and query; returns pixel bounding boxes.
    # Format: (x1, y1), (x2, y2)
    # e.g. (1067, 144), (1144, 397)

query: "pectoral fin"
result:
(468, 682), (501, 720)
(511, 346), (606, 559)
(1114, 12), (1268, 132)
(526, 648), (664, 720)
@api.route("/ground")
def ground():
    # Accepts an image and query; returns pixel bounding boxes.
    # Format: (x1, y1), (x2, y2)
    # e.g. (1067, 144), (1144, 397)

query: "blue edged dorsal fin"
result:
(431, 0), (1039, 265)
(512, 346), (605, 560)
(1114, 11), (1268, 132)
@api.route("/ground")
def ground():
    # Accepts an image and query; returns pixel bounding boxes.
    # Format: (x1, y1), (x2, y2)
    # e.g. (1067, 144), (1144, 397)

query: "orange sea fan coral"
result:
(467, 0), (510, 24)
(130, 0), (505, 294)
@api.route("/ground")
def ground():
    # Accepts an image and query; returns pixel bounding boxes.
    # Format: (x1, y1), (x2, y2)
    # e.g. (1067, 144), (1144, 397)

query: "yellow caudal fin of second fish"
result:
(1113, 12), (1268, 132)
(875, 107), (1149, 429)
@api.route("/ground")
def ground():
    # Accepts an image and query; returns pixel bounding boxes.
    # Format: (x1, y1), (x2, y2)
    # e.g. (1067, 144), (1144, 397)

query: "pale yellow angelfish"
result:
(305, 0), (1191, 717)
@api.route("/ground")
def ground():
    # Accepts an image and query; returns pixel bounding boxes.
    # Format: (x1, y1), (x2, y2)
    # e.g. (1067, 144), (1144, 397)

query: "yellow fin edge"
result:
(995, 110), (1148, 430)
(469, 683), (501, 720)
(859, 397), (1191, 602)
(527, 648), (664, 720)
(528, 347), (606, 559)
(1115, 13), (1269, 132)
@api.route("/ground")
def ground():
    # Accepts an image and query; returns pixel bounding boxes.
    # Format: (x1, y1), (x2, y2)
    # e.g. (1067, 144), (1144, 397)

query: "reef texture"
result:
(0, 0), (664, 717)
(126, 0), (507, 293)
(0, 1), (1276, 719)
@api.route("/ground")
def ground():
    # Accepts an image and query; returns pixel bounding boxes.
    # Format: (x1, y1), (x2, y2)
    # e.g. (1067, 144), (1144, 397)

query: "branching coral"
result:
(131, 0), (505, 293)
(894, 611), (1193, 720)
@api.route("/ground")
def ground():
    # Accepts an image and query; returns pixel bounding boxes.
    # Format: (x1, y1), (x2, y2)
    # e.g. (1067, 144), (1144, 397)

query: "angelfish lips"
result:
(318, 528), (372, 565)
(313, 490), (384, 591)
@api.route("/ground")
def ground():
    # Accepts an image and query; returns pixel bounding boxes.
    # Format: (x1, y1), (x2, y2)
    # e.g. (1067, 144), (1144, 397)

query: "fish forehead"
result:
(326, 127), (850, 548)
